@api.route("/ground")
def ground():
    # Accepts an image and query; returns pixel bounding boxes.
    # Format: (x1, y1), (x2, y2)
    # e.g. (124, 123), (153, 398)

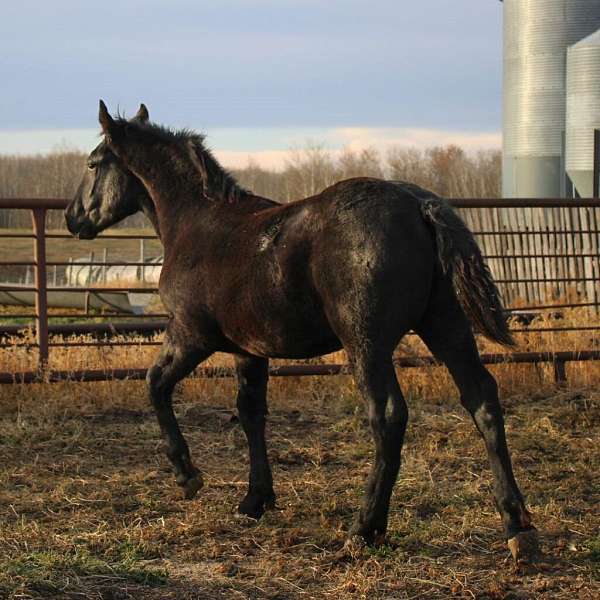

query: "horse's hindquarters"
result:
(311, 202), (435, 353)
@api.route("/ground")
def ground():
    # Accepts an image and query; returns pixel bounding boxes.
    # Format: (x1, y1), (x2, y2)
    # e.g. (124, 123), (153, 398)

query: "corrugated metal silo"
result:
(502, 0), (600, 198)
(566, 30), (600, 198)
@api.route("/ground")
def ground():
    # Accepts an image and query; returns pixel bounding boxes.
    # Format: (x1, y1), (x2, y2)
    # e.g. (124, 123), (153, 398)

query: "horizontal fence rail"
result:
(2, 351), (599, 385)
(1, 197), (600, 384)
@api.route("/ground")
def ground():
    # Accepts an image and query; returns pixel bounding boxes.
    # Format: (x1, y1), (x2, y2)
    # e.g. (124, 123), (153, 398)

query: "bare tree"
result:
(0, 144), (501, 228)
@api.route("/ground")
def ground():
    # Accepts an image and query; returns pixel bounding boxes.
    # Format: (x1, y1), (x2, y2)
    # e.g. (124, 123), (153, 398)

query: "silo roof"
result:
(570, 28), (600, 48)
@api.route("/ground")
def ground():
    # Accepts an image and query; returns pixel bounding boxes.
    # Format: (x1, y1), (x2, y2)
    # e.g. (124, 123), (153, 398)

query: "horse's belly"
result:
(222, 311), (341, 359)
(242, 336), (342, 359)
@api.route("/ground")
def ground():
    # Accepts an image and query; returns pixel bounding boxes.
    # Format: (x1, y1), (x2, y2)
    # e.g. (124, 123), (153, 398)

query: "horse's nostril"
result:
(64, 212), (78, 235)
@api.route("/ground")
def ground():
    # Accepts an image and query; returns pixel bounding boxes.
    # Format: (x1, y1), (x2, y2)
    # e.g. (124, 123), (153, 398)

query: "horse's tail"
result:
(419, 197), (514, 347)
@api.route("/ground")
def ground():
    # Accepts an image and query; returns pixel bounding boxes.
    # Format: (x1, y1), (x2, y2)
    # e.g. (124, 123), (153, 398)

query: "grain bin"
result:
(502, 0), (600, 198)
(566, 29), (600, 198)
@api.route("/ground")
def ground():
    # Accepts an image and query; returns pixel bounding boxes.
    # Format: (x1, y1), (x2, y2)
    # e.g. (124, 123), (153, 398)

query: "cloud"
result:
(215, 127), (501, 169)
(214, 150), (293, 170)
(328, 127), (501, 153)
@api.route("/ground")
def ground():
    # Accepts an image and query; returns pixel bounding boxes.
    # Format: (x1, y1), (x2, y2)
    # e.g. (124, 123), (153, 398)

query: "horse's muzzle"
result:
(64, 209), (97, 240)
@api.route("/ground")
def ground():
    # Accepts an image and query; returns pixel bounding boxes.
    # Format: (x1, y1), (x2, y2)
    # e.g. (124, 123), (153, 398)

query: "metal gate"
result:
(1, 197), (599, 384)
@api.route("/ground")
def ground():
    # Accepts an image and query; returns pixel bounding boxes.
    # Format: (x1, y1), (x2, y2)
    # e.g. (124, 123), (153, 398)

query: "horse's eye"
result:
(87, 162), (96, 171)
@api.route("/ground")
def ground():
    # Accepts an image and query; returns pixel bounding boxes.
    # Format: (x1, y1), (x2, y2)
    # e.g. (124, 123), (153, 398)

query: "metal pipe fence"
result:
(1, 197), (599, 384)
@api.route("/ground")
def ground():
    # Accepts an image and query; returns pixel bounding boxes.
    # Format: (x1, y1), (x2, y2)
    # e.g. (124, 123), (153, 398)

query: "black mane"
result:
(114, 117), (247, 203)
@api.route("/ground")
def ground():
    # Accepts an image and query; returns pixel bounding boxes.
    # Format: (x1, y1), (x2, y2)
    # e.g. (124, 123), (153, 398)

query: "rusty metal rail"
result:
(1, 350), (599, 385)
(1, 197), (599, 384)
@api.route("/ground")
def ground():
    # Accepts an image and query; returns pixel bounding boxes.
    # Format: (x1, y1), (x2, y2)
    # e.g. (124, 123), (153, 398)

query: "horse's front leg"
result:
(146, 330), (211, 499)
(234, 354), (276, 519)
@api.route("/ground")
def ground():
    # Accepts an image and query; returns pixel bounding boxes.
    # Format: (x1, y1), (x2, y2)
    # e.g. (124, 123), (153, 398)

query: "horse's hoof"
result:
(237, 506), (263, 520)
(237, 495), (265, 520)
(182, 473), (204, 500)
(264, 494), (277, 511)
(233, 512), (258, 526)
(347, 523), (386, 548)
(507, 528), (539, 564)
(334, 535), (367, 561)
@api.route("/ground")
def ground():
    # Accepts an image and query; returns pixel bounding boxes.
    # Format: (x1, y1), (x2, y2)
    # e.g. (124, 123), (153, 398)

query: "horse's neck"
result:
(127, 148), (207, 245)
(139, 195), (162, 240)
(125, 142), (270, 247)
(150, 189), (206, 248)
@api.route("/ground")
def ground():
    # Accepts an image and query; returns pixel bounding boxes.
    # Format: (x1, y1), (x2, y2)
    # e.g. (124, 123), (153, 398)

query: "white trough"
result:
(66, 256), (162, 286)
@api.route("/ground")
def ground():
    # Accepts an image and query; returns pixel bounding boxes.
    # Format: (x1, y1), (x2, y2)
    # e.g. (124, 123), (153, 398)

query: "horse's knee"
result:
(146, 364), (160, 389)
(367, 412), (386, 444)
(146, 364), (174, 406)
(238, 403), (267, 426)
(146, 364), (163, 395)
(237, 392), (268, 438)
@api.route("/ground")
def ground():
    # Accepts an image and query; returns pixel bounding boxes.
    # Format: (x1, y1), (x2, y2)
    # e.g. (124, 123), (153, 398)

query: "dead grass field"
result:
(0, 228), (162, 281)
(1, 309), (599, 599)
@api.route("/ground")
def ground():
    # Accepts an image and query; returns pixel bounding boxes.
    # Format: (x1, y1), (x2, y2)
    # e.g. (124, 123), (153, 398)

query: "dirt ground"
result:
(0, 370), (598, 600)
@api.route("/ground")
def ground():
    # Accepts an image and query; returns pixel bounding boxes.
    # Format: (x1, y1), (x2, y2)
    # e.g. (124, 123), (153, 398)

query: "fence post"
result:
(593, 129), (600, 198)
(140, 238), (145, 282)
(553, 358), (567, 384)
(87, 251), (94, 284)
(31, 208), (49, 370)
(103, 247), (108, 283)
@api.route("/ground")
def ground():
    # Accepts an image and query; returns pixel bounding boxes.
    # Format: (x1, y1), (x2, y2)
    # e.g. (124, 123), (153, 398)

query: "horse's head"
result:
(64, 103), (150, 239)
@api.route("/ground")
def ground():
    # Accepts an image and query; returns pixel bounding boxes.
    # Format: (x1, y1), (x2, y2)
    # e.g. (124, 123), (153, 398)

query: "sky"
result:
(0, 0), (503, 168)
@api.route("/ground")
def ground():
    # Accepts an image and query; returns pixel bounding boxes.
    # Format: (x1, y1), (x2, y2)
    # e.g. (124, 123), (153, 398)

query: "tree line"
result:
(0, 144), (501, 229)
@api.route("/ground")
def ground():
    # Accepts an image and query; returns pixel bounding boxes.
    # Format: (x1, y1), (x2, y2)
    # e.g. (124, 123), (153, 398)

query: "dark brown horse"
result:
(65, 101), (538, 561)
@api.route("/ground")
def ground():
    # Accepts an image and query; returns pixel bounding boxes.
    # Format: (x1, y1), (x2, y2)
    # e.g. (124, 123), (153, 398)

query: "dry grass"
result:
(0, 308), (599, 599)
(0, 228), (162, 265)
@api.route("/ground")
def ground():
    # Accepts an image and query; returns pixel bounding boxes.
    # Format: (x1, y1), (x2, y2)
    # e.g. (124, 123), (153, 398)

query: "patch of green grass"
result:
(365, 543), (398, 560)
(384, 516), (454, 560)
(583, 537), (600, 577)
(0, 546), (169, 597)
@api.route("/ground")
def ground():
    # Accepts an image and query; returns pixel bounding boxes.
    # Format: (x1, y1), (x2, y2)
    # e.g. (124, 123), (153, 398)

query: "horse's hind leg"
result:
(234, 354), (276, 519)
(146, 328), (210, 499)
(415, 290), (538, 562)
(347, 352), (409, 545)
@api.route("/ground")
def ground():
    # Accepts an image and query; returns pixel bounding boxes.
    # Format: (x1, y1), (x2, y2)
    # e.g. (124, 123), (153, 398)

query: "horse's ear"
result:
(135, 103), (149, 123)
(98, 100), (116, 136)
